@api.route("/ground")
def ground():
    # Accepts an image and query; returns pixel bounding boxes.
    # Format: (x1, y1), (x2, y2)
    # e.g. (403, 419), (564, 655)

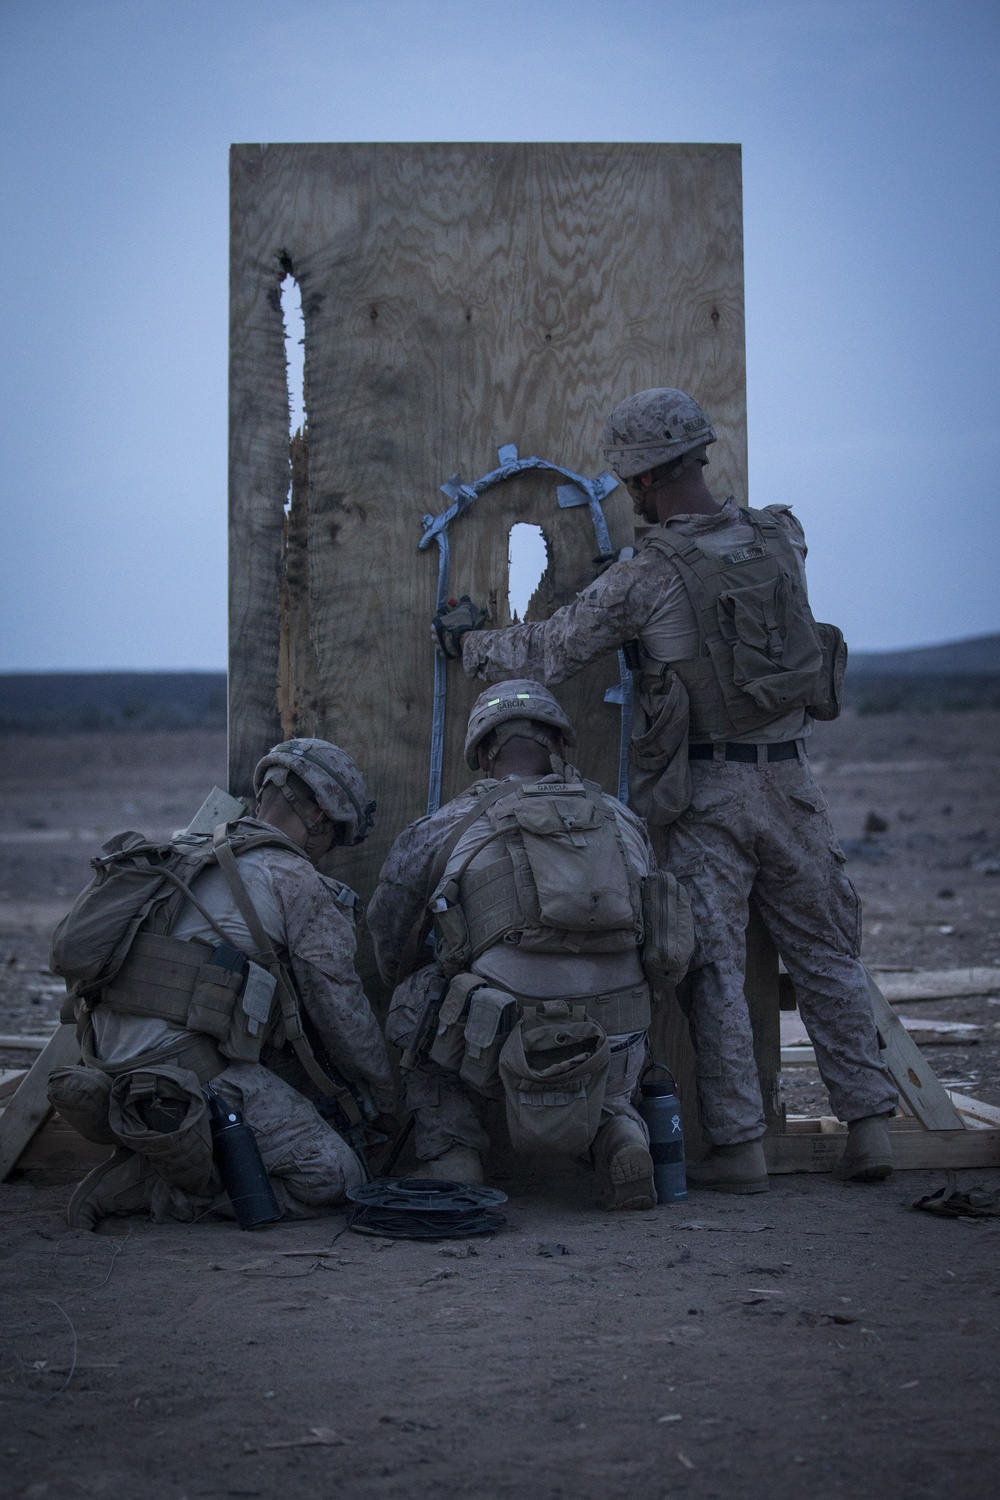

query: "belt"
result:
(688, 740), (800, 764)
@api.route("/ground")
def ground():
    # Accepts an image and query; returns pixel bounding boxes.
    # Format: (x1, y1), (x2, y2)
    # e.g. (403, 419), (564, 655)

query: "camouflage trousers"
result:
(401, 1031), (649, 1164)
(654, 755), (897, 1146)
(212, 1064), (365, 1207)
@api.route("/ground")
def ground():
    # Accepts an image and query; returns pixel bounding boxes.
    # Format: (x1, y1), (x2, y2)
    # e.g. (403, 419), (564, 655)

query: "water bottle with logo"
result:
(638, 1065), (687, 1204)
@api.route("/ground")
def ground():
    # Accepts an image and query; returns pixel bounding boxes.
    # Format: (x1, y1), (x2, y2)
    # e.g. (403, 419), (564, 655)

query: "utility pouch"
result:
(511, 789), (634, 933)
(187, 942), (247, 1040)
(498, 1001), (609, 1157)
(807, 622), (847, 721)
(716, 575), (823, 715)
(640, 871), (695, 988)
(218, 952), (278, 1066)
(459, 985), (520, 1099)
(430, 879), (472, 977)
(428, 972), (483, 1072)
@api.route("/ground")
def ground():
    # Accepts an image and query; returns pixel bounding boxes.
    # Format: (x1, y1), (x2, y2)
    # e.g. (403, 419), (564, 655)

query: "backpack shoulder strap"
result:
(393, 781), (517, 985)
(210, 825), (361, 1120)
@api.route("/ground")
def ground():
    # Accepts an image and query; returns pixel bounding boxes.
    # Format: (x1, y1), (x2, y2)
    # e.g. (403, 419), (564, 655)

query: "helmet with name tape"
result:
(601, 387), (717, 481)
(464, 680), (576, 771)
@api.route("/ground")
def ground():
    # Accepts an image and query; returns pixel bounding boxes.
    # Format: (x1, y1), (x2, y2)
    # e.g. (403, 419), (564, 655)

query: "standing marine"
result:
(431, 389), (897, 1192)
(48, 739), (396, 1227)
(366, 681), (693, 1209)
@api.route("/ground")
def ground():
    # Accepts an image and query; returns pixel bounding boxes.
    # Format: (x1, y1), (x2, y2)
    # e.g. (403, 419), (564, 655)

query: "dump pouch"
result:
(459, 985), (520, 1099)
(807, 622), (848, 721)
(640, 871), (695, 988)
(627, 668), (692, 826)
(108, 1063), (219, 1197)
(498, 1001), (609, 1157)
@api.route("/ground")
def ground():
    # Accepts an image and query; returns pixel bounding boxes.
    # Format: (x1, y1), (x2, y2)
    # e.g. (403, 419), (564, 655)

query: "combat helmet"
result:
(253, 739), (376, 846)
(601, 388), (717, 481)
(464, 680), (576, 771)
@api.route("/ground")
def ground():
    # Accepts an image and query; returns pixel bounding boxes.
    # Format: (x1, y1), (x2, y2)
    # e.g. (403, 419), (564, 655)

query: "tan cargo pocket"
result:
(499, 1001), (609, 1157)
(640, 871), (695, 987)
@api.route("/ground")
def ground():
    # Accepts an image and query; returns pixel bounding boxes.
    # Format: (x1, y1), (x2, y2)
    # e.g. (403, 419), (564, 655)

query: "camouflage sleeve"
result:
(367, 797), (478, 986)
(275, 865), (395, 1111)
(461, 550), (669, 685)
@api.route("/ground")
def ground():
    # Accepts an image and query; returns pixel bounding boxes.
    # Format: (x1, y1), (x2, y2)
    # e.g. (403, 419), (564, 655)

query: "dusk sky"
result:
(1, 0), (997, 669)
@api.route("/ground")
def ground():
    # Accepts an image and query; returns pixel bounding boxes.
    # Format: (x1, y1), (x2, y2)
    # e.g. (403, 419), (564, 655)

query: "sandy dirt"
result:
(1, 715), (998, 1499)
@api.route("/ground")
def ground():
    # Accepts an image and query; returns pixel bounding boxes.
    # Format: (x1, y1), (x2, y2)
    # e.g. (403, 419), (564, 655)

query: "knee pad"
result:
(109, 1065), (219, 1198)
(47, 1066), (115, 1145)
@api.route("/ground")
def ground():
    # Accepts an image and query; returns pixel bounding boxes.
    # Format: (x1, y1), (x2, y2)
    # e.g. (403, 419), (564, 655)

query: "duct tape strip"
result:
(419, 445), (632, 813)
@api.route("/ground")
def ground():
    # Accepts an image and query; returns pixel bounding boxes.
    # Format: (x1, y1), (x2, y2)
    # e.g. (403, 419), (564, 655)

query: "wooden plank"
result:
(765, 1126), (1000, 1174)
(875, 967), (1000, 1003)
(0, 1024), (80, 1180)
(0, 1033), (51, 1051)
(866, 970), (965, 1130)
(745, 907), (782, 1130)
(229, 143), (747, 995)
(11, 1114), (109, 1180)
(0, 1069), (28, 1100)
(947, 1091), (1000, 1129)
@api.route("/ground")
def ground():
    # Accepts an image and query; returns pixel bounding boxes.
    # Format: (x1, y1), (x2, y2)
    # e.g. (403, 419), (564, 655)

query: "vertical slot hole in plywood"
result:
(280, 269), (306, 518)
(507, 523), (548, 623)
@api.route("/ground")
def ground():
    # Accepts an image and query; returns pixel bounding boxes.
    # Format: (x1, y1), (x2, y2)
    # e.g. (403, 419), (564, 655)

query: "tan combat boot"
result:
(686, 1138), (769, 1195)
(417, 1146), (484, 1184)
(593, 1115), (656, 1210)
(67, 1147), (159, 1230)
(834, 1115), (894, 1182)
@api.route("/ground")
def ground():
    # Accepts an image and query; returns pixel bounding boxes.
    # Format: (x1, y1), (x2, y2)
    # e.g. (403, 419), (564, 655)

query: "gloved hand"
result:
(432, 595), (488, 659)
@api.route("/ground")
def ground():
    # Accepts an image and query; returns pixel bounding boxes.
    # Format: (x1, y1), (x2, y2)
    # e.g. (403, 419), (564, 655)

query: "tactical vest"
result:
(429, 776), (644, 975)
(52, 821), (362, 1108)
(638, 505), (827, 740)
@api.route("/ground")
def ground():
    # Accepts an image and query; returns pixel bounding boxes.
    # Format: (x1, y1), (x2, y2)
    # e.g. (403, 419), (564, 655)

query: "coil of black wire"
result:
(345, 1177), (508, 1239)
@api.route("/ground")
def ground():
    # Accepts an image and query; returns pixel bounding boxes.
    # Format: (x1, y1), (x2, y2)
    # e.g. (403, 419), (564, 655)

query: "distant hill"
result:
(0, 672), (227, 733)
(2, 637), (999, 732)
(850, 634), (1000, 675)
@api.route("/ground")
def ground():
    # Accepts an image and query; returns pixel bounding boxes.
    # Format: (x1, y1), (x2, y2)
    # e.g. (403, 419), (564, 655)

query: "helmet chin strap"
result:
(483, 721), (560, 770)
(261, 768), (334, 857)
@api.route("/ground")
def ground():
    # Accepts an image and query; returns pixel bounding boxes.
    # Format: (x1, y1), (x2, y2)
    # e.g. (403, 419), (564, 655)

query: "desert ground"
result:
(1, 712), (998, 1500)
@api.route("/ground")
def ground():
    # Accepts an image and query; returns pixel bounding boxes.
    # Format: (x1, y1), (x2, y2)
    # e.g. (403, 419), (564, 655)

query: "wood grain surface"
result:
(229, 143), (747, 991)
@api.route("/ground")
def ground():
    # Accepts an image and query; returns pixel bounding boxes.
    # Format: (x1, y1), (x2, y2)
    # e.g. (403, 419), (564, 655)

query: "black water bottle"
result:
(205, 1088), (282, 1230)
(639, 1066), (687, 1205)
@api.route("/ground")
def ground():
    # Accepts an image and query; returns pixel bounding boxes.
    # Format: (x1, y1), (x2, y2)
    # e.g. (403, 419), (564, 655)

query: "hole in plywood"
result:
(507, 523), (548, 624)
(280, 271), (306, 441)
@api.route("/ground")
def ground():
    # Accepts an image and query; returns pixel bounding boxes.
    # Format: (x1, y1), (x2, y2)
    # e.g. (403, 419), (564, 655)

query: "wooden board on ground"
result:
(766, 1119), (1000, 1174)
(865, 971), (965, 1130)
(0, 1024), (80, 1180)
(874, 967), (1000, 1003)
(229, 142), (747, 993)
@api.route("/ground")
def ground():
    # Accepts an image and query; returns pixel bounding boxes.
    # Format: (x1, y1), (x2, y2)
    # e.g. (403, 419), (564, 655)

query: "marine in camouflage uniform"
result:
(367, 682), (668, 1210)
(434, 390), (897, 1191)
(52, 740), (395, 1228)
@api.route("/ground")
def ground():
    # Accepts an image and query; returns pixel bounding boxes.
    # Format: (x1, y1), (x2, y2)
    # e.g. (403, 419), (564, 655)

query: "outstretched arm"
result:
(461, 551), (666, 685)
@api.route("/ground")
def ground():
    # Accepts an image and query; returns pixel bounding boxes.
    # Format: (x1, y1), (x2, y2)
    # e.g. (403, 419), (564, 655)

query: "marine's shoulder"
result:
(378, 787), (489, 879)
(752, 503), (806, 545)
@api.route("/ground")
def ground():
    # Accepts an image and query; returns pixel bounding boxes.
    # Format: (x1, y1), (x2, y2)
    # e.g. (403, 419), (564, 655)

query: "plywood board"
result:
(765, 1125), (1000, 1174)
(229, 143), (747, 991)
(0, 1024), (80, 1180)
